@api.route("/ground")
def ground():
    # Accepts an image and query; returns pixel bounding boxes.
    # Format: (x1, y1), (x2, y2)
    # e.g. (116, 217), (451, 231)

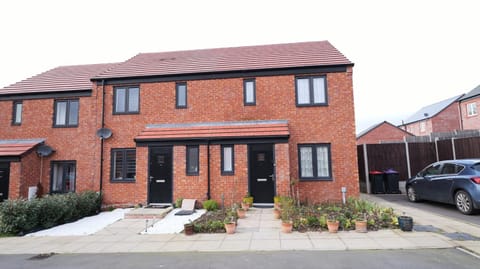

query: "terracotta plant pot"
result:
(224, 222), (236, 234)
(273, 208), (281, 219)
(281, 221), (293, 233)
(184, 223), (194, 236)
(274, 202), (281, 210)
(355, 220), (368, 233)
(237, 208), (246, 219)
(241, 202), (250, 210)
(327, 220), (339, 233)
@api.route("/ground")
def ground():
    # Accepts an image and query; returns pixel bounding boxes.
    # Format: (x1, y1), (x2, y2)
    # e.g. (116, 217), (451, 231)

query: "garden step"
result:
(124, 207), (173, 219)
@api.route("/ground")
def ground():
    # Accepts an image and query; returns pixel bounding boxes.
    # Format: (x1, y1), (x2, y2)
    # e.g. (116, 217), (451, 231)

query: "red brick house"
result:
(0, 41), (358, 206)
(459, 85), (480, 130)
(400, 95), (463, 136)
(356, 121), (413, 144)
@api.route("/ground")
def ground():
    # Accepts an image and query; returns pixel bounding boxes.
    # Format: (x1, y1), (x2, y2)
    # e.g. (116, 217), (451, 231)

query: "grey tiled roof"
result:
(460, 85), (480, 101)
(403, 94), (464, 125)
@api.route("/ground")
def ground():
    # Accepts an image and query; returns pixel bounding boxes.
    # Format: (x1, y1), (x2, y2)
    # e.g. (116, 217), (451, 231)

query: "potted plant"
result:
(273, 208), (281, 219)
(224, 216), (236, 234)
(184, 220), (194, 236)
(273, 196), (281, 210)
(355, 214), (368, 233)
(237, 207), (247, 219)
(398, 212), (413, 232)
(242, 193), (253, 210)
(280, 199), (294, 233)
(327, 215), (339, 233)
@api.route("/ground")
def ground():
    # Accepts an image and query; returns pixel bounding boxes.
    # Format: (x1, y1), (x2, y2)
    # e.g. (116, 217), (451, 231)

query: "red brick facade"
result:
(404, 102), (461, 136)
(357, 122), (413, 144)
(0, 42), (359, 206)
(460, 97), (480, 130)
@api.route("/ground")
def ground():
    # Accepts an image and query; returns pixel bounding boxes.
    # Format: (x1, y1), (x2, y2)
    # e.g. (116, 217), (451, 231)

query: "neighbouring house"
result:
(399, 95), (464, 136)
(0, 41), (358, 206)
(356, 121), (413, 144)
(459, 85), (480, 130)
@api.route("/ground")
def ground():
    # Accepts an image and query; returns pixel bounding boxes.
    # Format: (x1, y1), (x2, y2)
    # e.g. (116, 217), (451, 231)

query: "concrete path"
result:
(0, 205), (459, 255)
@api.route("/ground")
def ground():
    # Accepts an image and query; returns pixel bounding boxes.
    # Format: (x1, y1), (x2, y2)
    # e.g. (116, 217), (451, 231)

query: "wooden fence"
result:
(357, 136), (480, 193)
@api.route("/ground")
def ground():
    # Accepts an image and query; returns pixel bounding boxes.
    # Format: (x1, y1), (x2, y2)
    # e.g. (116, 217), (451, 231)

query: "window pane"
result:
(313, 77), (326, 104)
(177, 84), (186, 107)
(296, 78), (310, 104)
(68, 100), (79, 125)
(187, 146), (199, 174)
(52, 164), (63, 192)
(223, 146), (233, 172)
(316, 146), (330, 177)
(56, 101), (67, 125)
(14, 103), (22, 124)
(128, 87), (139, 112)
(300, 147), (313, 177)
(65, 163), (76, 192)
(115, 88), (126, 112)
(126, 150), (136, 179)
(245, 81), (255, 104)
(113, 151), (124, 179)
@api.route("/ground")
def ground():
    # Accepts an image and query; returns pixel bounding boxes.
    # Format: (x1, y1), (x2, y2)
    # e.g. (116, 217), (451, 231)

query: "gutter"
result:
(207, 140), (211, 200)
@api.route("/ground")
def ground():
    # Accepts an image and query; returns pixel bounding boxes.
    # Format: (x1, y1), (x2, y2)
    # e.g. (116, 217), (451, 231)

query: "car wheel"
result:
(455, 190), (474, 215)
(407, 186), (419, 202)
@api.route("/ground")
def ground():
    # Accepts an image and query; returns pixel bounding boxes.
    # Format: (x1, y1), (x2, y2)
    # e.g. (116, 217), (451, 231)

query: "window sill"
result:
(110, 179), (136, 183)
(296, 103), (328, 107)
(299, 178), (333, 182)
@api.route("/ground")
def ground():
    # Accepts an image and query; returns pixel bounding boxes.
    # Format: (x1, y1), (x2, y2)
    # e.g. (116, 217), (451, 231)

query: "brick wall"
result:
(357, 123), (411, 144)
(460, 98), (480, 130)
(100, 67), (358, 205)
(431, 103), (461, 132)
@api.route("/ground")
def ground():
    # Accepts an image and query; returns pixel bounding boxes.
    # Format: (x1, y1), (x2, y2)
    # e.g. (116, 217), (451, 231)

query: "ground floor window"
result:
(51, 161), (76, 193)
(186, 145), (199, 175)
(221, 145), (234, 175)
(111, 148), (136, 182)
(298, 144), (331, 180)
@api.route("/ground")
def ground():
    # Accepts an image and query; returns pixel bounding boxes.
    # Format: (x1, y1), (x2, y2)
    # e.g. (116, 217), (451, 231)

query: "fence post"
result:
(451, 137), (456, 160)
(404, 137), (412, 178)
(435, 137), (439, 162)
(363, 144), (370, 194)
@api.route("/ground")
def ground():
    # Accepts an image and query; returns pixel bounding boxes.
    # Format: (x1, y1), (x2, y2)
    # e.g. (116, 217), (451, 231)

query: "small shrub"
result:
(202, 199), (219, 211)
(175, 198), (184, 208)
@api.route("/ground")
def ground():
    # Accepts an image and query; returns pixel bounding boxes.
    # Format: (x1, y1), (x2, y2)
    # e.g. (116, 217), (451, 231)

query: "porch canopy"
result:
(0, 139), (45, 161)
(135, 120), (289, 144)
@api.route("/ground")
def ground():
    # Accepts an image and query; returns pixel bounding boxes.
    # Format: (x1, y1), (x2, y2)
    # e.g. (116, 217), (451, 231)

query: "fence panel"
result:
(455, 137), (480, 159)
(366, 143), (409, 180)
(408, 142), (436, 175)
(357, 145), (366, 192)
(437, 139), (453, 160)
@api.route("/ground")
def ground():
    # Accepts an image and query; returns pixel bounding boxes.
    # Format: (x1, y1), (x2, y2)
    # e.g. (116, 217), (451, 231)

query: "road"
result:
(0, 249), (478, 269)
(374, 194), (480, 226)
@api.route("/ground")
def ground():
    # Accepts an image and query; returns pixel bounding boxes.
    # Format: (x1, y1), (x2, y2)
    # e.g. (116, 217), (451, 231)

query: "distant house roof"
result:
(135, 120), (289, 142)
(94, 41), (352, 80)
(0, 63), (117, 96)
(0, 139), (44, 158)
(459, 85), (480, 102)
(356, 121), (412, 139)
(402, 94), (464, 125)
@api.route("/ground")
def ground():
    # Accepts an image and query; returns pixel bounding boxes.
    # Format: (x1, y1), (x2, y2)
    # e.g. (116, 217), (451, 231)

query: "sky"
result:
(1, 0), (479, 134)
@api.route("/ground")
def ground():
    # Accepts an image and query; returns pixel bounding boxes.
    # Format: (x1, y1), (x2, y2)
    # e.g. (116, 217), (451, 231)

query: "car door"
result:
(413, 163), (443, 201)
(429, 163), (459, 203)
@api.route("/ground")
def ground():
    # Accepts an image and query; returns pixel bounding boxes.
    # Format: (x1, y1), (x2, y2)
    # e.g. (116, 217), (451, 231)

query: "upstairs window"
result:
(467, 102), (477, 117)
(114, 86), (139, 114)
(186, 145), (199, 175)
(221, 145), (234, 175)
(12, 101), (22, 125)
(298, 144), (332, 180)
(176, 82), (187, 108)
(54, 99), (79, 127)
(111, 148), (136, 182)
(244, 79), (256, 105)
(295, 76), (327, 106)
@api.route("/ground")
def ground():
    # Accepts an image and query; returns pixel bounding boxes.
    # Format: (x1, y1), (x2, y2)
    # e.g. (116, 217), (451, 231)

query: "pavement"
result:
(0, 195), (479, 256)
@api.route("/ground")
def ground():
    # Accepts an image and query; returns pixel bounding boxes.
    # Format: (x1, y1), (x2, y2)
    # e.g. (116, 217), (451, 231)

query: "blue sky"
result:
(1, 0), (479, 133)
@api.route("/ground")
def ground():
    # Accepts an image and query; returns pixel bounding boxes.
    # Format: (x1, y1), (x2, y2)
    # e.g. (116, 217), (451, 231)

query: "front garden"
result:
(190, 195), (399, 234)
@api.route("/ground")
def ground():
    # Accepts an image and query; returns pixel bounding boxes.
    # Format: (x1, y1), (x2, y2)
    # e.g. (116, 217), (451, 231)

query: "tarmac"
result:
(0, 194), (479, 256)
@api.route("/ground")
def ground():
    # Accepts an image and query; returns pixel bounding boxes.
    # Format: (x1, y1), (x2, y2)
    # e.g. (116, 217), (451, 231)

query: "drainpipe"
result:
(99, 80), (106, 193)
(207, 140), (211, 200)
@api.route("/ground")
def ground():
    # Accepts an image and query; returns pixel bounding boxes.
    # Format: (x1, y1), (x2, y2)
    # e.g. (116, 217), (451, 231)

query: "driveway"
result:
(372, 194), (480, 226)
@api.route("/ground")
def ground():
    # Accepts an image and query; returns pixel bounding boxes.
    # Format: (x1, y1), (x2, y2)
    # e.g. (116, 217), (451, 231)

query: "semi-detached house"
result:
(0, 41), (359, 206)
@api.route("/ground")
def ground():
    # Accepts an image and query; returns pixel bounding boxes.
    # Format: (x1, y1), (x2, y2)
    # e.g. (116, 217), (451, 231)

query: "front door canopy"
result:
(135, 120), (289, 144)
(0, 139), (45, 160)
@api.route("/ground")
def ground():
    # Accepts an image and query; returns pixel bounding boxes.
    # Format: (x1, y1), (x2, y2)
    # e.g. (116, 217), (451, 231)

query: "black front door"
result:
(148, 147), (173, 204)
(249, 144), (275, 203)
(0, 163), (9, 202)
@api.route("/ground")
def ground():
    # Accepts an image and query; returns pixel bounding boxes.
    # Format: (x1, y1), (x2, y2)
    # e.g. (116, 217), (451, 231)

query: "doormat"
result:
(146, 204), (171, 209)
